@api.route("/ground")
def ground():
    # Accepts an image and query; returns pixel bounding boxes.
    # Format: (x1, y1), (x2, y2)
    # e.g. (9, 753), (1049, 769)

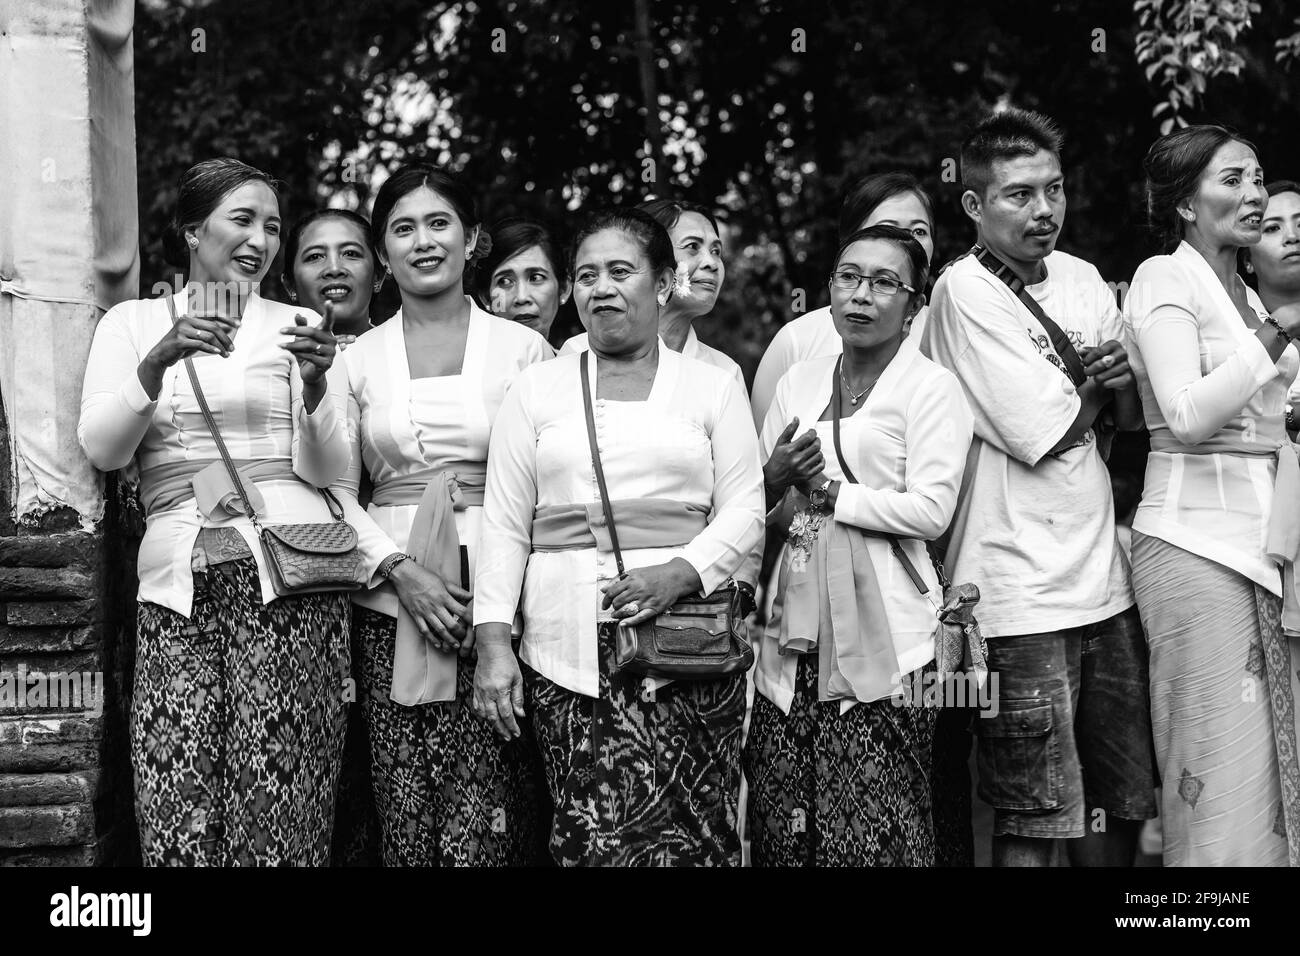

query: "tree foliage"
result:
(133, 0), (1300, 378)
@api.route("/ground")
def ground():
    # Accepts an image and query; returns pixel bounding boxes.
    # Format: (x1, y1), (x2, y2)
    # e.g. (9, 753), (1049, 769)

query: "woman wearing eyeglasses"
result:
(744, 224), (974, 866)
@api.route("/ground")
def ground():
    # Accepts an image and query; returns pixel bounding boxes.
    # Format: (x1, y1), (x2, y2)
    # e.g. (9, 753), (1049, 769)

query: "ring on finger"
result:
(315, 343), (323, 355)
(622, 601), (640, 616)
(1101, 353), (1116, 368)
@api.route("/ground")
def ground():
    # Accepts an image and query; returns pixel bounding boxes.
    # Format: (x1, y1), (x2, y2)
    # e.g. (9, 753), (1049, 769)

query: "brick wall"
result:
(0, 396), (140, 866)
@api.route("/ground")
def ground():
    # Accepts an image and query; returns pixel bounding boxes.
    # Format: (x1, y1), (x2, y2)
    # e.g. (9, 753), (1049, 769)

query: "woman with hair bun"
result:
(472, 207), (765, 865)
(282, 206), (384, 865)
(78, 157), (352, 866)
(283, 208), (381, 342)
(334, 164), (551, 866)
(1124, 126), (1300, 865)
(559, 199), (746, 388)
(477, 217), (570, 346)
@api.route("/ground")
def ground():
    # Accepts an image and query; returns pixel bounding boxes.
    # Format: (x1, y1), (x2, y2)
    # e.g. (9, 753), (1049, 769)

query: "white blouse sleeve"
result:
(751, 322), (800, 432)
(1128, 258), (1281, 446)
(679, 375), (766, 595)
(474, 372), (539, 627)
(288, 312), (350, 487)
(833, 372), (973, 540)
(78, 303), (159, 471)
(330, 358), (400, 584)
(734, 368), (799, 587)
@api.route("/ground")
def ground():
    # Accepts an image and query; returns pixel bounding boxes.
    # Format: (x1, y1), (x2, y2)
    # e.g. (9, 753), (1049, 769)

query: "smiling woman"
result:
(472, 206), (766, 866)
(77, 156), (354, 866)
(282, 209), (381, 340)
(329, 163), (552, 867)
(559, 199), (746, 390)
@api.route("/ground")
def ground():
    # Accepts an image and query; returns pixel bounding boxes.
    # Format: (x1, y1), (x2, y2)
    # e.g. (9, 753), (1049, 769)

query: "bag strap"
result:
(165, 294), (261, 527)
(163, 295), (345, 525)
(970, 244), (1087, 387)
(831, 355), (929, 595)
(579, 352), (626, 576)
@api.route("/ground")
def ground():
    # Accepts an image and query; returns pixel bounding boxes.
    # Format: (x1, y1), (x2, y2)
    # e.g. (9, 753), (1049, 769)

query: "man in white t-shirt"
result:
(923, 108), (1157, 868)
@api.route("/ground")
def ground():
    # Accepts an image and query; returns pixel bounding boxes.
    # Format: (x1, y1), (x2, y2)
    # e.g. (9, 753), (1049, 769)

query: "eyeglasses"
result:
(828, 271), (916, 296)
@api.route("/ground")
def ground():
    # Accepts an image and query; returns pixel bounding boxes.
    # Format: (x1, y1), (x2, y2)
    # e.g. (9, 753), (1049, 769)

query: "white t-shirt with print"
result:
(921, 249), (1134, 637)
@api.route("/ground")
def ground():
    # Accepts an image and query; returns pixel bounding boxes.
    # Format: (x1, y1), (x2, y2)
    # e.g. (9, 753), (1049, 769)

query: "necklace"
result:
(839, 365), (879, 405)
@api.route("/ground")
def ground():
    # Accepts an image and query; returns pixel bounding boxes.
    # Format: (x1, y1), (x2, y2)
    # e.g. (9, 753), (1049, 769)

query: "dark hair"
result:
(163, 157), (278, 266)
(1143, 125), (1259, 252)
(961, 108), (1064, 198)
(475, 218), (568, 302)
(838, 172), (935, 240)
(568, 207), (676, 278)
(1267, 179), (1300, 201)
(1241, 179), (1300, 282)
(832, 224), (930, 300)
(369, 164), (490, 264)
(281, 209), (376, 287)
(637, 198), (721, 237)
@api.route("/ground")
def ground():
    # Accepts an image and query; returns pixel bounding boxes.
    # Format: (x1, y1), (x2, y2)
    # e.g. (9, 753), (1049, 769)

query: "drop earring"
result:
(287, 289), (298, 301)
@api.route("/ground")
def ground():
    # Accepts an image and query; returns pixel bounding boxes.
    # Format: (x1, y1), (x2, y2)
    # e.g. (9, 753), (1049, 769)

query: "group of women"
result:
(77, 117), (1300, 866)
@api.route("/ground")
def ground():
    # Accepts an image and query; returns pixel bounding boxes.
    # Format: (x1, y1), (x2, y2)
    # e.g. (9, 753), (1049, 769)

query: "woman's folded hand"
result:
(600, 557), (703, 627)
(389, 560), (472, 653)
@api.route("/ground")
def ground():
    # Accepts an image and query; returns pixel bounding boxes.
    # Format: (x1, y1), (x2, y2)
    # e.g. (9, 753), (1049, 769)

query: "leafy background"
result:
(134, 0), (1300, 381)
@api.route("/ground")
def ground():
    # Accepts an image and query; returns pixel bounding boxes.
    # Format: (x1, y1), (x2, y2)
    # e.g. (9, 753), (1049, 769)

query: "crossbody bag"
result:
(166, 295), (368, 597)
(579, 351), (753, 680)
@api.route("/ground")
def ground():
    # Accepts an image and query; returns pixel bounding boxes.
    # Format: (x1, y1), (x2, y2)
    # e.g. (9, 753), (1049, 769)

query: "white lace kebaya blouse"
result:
(336, 299), (552, 618)
(1124, 241), (1300, 594)
(474, 347), (765, 698)
(77, 290), (350, 617)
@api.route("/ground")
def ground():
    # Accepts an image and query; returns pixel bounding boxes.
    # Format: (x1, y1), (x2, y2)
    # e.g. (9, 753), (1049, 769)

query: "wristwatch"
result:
(808, 478), (834, 513)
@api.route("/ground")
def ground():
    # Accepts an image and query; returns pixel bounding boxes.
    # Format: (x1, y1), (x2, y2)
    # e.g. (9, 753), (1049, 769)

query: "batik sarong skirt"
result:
(744, 653), (939, 866)
(355, 606), (548, 866)
(525, 622), (748, 866)
(131, 556), (351, 866)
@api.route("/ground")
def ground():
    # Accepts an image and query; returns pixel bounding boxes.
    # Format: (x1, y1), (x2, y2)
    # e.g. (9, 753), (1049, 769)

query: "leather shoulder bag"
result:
(579, 352), (753, 680)
(829, 355), (988, 688)
(166, 295), (368, 597)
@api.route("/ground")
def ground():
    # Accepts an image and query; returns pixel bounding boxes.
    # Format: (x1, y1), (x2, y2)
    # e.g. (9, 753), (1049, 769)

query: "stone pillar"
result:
(0, 0), (138, 865)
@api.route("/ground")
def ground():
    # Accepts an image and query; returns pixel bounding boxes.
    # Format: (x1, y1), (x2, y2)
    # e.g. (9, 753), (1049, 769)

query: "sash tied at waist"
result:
(1152, 435), (1300, 636)
(375, 464), (487, 707)
(139, 457), (296, 519)
(531, 498), (708, 553)
(764, 517), (905, 705)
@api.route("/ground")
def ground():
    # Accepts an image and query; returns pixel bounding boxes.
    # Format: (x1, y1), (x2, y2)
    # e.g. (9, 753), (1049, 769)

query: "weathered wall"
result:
(0, 0), (138, 866)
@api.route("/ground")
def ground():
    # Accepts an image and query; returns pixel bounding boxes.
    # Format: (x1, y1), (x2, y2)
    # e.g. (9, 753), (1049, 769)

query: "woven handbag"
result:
(580, 352), (753, 680)
(166, 296), (367, 597)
